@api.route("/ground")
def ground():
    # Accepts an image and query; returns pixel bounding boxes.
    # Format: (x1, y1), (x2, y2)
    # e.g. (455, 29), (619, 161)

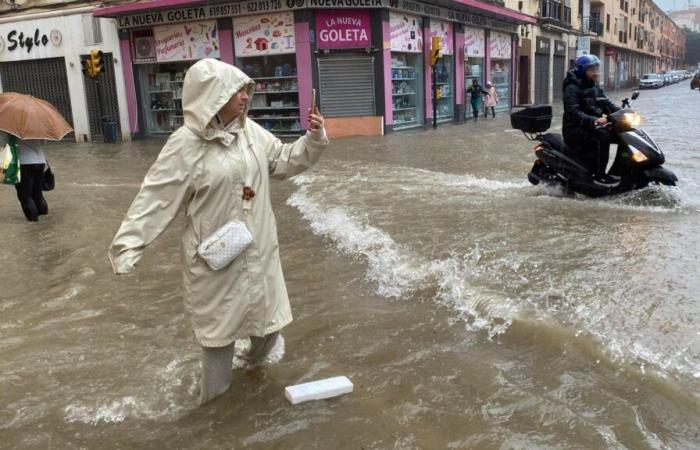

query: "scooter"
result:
(511, 91), (677, 198)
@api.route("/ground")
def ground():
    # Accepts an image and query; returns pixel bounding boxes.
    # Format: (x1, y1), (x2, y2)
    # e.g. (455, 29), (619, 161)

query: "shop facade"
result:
(0, 8), (131, 142)
(94, 0), (534, 137)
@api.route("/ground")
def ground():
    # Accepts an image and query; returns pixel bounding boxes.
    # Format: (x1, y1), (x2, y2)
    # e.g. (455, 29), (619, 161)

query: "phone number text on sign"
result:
(246, 0), (284, 13)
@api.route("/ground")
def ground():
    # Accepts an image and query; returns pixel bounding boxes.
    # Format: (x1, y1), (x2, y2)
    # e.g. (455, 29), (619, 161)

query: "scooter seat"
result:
(541, 133), (571, 153)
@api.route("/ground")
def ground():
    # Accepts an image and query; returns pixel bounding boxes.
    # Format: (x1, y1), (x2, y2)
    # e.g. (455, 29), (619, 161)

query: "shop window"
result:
(389, 12), (425, 130)
(391, 53), (424, 130)
(464, 27), (485, 120)
(138, 62), (192, 135)
(234, 12), (300, 136)
(238, 54), (301, 136)
(434, 56), (454, 122)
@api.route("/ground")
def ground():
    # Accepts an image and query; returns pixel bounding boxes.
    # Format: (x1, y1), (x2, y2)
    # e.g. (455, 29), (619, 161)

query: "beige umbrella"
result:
(0, 92), (73, 140)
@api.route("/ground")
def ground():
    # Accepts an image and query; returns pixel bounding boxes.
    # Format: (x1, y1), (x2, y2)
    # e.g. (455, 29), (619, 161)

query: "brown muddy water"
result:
(1, 83), (700, 449)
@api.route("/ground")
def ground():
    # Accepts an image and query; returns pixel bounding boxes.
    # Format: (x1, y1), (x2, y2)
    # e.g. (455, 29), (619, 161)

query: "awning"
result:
(94, 0), (209, 17)
(452, 0), (537, 25)
(94, 0), (536, 26)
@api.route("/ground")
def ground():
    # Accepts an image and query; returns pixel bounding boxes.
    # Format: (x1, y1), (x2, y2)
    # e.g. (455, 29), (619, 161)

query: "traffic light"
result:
(430, 36), (442, 66)
(90, 50), (104, 77)
(81, 58), (94, 78)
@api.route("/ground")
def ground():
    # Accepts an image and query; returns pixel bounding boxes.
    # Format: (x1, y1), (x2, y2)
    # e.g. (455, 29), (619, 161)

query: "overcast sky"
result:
(656, 0), (696, 12)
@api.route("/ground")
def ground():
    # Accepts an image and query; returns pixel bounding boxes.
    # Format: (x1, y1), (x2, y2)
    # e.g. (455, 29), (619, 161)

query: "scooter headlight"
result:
(629, 146), (648, 163)
(623, 112), (643, 128)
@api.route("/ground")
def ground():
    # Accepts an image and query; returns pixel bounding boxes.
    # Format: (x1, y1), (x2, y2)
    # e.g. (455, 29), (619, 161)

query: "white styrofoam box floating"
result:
(284, 376), (353, 405)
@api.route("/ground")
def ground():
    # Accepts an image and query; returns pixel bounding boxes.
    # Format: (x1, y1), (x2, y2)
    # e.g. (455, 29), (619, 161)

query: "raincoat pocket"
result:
(1, 142), (20, 185)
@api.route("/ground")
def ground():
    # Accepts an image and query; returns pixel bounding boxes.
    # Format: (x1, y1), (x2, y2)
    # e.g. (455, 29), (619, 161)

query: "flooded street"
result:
(2, 82), (700, 449)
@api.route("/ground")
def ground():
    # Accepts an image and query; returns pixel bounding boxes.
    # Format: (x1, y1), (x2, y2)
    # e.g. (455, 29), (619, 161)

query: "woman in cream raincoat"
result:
(108, 59), (328, 404)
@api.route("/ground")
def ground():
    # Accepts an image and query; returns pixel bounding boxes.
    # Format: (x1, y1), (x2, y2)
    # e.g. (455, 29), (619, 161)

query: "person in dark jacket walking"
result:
(562, 55), (621, 186)
(467, 79), (489, 121)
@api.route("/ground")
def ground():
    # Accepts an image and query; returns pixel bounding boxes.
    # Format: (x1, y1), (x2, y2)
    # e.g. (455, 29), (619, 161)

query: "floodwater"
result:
(2, 82), (700, 449)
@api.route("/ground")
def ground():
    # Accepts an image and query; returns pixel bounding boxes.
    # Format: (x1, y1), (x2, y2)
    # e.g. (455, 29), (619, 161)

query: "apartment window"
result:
(607, 14), (611, 31)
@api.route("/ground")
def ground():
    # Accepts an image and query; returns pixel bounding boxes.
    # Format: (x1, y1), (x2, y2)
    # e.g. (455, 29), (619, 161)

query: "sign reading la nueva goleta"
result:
(114, 0), (517, 33)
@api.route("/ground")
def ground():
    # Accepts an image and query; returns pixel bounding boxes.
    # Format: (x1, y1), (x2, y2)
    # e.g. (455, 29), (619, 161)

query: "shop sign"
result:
(430, 20), (453, 55)
(113, 0), (518, 34)
(387, 0), (518, 33)
(605, 47), (614, 56)
(463, 26), (484, 58)
(316, 10), (371, 49)
(554, 40), (566, 56)
(153, 20), (220, 61)
(536, 36), (550, 54)
(389, 12), (423, 53)
(576, 36), (591, 57)
(233, 12), (295, 56)
(490, 31), (511, 59)
(2, 28), (52, 53)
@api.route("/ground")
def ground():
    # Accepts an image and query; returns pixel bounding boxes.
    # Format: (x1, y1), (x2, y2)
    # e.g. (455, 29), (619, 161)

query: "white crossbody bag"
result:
(197, 220), (253, 271)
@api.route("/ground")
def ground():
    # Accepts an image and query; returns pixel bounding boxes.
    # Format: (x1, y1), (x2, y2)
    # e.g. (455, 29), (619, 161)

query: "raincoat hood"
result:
(183, 58), (255, 138)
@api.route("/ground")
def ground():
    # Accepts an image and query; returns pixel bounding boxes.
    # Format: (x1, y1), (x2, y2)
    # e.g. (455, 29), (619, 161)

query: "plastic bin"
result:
(102, 119), (117, 143)
(510, 105), (552, 133)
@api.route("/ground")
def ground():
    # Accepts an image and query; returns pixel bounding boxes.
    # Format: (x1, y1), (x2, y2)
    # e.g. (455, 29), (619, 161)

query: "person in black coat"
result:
(562, 55), (621, 186)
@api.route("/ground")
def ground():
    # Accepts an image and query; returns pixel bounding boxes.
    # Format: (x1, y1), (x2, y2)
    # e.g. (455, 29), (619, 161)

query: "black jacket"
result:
(562, 70), (620, 138)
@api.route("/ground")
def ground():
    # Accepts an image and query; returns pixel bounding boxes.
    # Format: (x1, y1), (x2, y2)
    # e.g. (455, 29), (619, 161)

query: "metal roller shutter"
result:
(0, 57), (74, 140)
(552, 55), (566, 102)
(81, 52), (122, 141)
(534, 54), (550, 104)
(318, 55), (375, 117)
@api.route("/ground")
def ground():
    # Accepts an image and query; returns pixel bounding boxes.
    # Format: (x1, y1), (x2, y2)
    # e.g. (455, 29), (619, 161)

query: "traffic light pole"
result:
(94, 77), (104, 134)
(432, 65), (438, 129)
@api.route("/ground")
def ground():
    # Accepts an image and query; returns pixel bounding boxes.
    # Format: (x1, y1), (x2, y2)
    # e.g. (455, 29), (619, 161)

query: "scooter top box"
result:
(511, 105), (553, 133)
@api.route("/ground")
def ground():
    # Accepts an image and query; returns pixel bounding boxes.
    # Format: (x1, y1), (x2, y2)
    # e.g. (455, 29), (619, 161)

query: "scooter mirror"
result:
(632, 91), (640, 100)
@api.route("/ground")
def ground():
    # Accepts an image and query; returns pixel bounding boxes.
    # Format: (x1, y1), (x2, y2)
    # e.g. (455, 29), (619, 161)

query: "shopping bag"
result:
(1, 136), (20, 185)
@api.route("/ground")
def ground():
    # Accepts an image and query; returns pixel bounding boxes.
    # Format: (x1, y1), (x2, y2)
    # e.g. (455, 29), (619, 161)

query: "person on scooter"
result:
(562, 55), (621, 186)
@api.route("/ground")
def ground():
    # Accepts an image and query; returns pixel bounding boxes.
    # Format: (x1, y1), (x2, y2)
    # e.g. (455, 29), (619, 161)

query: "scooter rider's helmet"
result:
(574, 55), (601, 78)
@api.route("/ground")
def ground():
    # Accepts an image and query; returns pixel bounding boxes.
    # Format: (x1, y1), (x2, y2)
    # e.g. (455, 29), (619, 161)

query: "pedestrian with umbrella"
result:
(0, 92), (72, 221)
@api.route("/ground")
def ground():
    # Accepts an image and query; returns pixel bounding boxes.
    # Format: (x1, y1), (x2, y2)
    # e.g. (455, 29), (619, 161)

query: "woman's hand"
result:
(308, 107), (324, 132)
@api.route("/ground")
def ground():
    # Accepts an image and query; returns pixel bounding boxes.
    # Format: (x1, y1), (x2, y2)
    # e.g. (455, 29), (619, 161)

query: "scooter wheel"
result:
(528, 172), (541, 185)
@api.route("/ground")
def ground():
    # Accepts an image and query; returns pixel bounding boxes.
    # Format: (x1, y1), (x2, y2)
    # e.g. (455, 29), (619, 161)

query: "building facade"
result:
(669, 7), (700, 33)
(0, 3), (132, 142)
(91, 0), (535, 138)
(577, 0), (685, 91)
(505, 0), (686, 103)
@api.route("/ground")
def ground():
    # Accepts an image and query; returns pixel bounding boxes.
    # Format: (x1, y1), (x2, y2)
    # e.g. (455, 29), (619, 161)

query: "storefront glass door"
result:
(431, 20), (454, 122)
(489, 32), (512, 113)
(389, 12), (425, 130)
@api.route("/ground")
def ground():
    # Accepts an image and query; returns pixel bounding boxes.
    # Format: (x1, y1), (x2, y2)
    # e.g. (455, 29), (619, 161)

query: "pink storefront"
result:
(94, 0), (535, 137)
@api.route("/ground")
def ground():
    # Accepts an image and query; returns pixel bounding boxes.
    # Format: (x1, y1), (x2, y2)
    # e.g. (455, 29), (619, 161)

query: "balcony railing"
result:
(582, 18), (605, 36)
(540, 0), (572, 27)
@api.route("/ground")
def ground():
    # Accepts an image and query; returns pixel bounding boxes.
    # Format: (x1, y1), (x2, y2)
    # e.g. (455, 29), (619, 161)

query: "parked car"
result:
(639, 73), (664, 89)
(662, 73), (672, 85)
